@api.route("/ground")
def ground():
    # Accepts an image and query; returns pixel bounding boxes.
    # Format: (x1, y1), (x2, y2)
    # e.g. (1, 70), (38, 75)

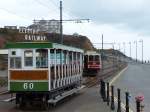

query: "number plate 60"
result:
(23, 83), (34, 90)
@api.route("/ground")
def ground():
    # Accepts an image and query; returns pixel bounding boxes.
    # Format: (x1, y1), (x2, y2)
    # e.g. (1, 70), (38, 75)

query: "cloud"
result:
(0, 0), (150, 60)
(64, 0), (150, 34)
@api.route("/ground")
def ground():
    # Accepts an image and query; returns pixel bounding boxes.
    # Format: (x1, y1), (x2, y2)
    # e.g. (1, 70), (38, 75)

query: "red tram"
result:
(84, 51), (102, 74)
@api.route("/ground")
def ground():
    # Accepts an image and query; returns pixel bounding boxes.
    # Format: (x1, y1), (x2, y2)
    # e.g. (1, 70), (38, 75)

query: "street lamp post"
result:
(112, 43), (115, 70)
(118, 43), (121, 51)
(101, 34), (104, 72)
(129, 42), (131, 58)
(139, 39), (143, 64)
(134, 41), (137, 62)
(117, 43), (121, 63)
(123, 42), (126, 63)
(123, 42), (126, 55)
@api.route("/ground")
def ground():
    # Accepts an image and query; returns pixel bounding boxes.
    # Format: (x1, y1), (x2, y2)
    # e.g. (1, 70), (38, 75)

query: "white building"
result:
(28, 19), (60, 34)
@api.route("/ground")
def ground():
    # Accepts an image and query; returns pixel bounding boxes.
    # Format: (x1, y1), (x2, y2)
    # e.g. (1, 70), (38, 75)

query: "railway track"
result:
(0, 91), (15, 103)
(84, 63), (127, 88)
(0, 90), (9, 95)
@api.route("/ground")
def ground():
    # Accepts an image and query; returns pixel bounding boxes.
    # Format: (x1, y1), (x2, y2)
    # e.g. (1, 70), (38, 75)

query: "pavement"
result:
(50, 86), (113, 112)
(112, 63), (150, 112)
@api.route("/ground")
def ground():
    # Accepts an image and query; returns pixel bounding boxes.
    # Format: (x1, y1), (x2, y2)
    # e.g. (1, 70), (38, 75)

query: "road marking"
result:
(109, 66), (133, 112)
(110, 66), (128, 85)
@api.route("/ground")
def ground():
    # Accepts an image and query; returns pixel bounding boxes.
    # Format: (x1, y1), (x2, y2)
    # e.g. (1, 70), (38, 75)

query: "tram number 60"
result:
(23, 83), (34, 90)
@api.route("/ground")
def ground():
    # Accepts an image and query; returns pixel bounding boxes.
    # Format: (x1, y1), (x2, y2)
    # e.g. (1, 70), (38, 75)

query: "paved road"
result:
(112, 63), (150, 112)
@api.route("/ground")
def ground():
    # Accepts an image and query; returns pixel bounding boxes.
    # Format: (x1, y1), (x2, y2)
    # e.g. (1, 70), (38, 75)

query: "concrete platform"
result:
(50, 86), (114, 112)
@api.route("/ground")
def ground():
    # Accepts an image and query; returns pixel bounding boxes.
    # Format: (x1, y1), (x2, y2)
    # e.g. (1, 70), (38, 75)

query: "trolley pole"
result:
(60, 0), (63, 44)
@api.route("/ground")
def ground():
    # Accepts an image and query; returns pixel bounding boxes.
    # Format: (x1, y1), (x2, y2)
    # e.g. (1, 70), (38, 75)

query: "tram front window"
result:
(24, 50), (33, 67)
(95, 55), (99, 61)
(89, 55), (93, 61)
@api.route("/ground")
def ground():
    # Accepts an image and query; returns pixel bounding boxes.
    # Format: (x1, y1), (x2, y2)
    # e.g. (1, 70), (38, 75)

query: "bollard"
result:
(103, 81), (107, 101)
(106, 82), (110, 105)
(125, 92), (129, 112)
(100, 80), (104, 99)
(111, 85), (115, 110)
(100, 79), (106, 101)
(136, 100), (140, 112)
(117, 88), (121, 112)
(135, 95), (144, 112)
(100, 80), (103, 98)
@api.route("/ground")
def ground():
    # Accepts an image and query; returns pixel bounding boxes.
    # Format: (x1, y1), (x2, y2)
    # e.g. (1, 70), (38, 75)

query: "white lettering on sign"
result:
(19, 27), (39, 34)
(19, 28), (47, 41)
(24, 34), (46, 41)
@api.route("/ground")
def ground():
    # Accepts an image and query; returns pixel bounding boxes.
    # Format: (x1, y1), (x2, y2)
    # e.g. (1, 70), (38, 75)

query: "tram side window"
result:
(36, 49), (48, 68)
(63, 52), (66, 64)
(24, 50), (33, 67)
(50, 50), (55, 66)
(69, 53), (72, 64)
(10, 57), (21, 68)
(56, 51), (61, 65)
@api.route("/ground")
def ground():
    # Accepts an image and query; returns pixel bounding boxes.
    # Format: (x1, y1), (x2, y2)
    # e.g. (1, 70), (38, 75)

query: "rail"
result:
(84, 61), (127, 88)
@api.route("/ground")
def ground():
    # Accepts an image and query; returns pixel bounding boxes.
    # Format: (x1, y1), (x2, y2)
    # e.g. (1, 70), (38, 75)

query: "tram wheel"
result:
(42, 96), (49, 110)
(18, 97), (26, 109)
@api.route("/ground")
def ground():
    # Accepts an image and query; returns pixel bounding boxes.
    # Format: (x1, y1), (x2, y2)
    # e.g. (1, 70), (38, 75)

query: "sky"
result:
(0, 0), (150, 61)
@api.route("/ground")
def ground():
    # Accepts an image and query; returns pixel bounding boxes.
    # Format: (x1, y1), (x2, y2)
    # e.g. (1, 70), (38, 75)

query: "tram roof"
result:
(85, 51), (100, 55)
(5, 42), (84, 52)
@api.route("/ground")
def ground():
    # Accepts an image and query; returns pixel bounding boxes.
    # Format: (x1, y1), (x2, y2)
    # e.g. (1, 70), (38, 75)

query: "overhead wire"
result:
(26, 0), (90, 35)
(0, 7), (31, 21)
(33, 0), (91, 36)
(33, 0), (60, 15)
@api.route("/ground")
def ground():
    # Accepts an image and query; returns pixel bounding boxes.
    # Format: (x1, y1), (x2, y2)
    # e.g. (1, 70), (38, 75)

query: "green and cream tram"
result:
(6, 42), (83, 108)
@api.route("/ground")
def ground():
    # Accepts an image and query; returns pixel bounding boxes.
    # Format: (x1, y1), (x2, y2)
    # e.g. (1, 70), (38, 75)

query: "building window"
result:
(24, 50), (33, 67)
